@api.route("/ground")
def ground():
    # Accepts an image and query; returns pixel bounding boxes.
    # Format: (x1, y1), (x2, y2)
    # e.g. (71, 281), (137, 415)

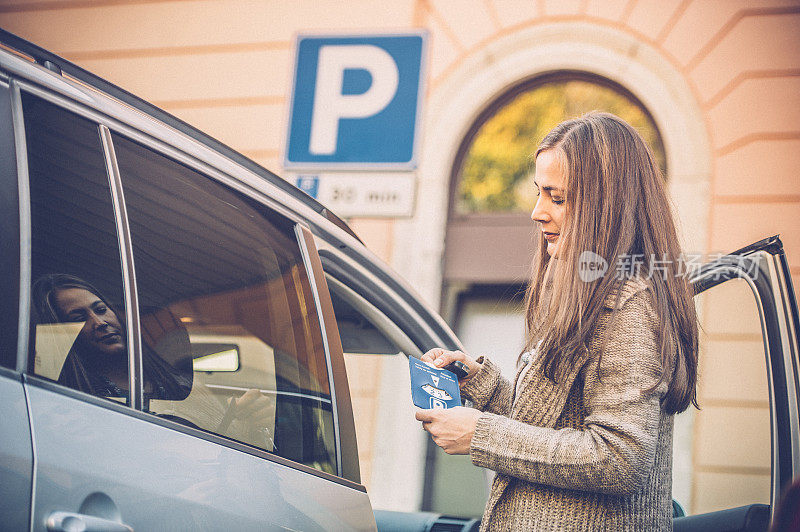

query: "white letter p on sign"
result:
(309, 45), (400, 155)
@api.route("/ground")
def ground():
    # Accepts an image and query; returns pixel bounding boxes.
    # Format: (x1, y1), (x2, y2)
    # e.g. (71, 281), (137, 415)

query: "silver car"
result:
(0, 29), (797, 532)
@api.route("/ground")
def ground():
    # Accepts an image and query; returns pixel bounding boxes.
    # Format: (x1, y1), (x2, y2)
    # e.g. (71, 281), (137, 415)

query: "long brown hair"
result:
(524, 112), (698, 414)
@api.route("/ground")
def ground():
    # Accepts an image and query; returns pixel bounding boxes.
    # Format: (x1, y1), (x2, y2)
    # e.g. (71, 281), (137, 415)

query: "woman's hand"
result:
(420, 348), (482, 384)
(416, 406), (482, 455)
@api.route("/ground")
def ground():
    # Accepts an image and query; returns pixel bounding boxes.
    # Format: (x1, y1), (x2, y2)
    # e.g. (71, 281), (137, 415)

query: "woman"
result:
(416, 112), (698, 530)
(31, 273), (192, 400)
(32, 273), (275, 448)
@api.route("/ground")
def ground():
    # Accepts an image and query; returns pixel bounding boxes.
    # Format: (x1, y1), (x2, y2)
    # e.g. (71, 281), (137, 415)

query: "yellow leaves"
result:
(468, 174), (505, 202)
(455, 78), (666, 215)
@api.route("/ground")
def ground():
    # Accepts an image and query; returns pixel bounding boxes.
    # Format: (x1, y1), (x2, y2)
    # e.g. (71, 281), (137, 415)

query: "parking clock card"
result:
(409, 357), (461, 409)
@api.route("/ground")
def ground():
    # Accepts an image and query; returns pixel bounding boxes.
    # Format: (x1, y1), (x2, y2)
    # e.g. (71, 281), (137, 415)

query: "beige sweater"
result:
(462, 278), (674, 531)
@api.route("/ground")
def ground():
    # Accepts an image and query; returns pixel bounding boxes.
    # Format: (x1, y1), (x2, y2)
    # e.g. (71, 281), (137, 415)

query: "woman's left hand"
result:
(415, 406), (482, 455)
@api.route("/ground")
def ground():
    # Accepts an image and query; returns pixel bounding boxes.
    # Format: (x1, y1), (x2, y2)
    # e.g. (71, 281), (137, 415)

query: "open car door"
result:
(675, 235), (800, 531)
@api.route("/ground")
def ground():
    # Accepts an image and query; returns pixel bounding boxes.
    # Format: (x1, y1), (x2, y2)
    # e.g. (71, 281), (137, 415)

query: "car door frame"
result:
(0, 73), (32, 532)
(679, 235), (800, 528)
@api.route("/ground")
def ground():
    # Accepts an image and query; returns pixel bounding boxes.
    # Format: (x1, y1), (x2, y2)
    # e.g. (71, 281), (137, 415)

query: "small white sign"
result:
(292, 172), (416, 218)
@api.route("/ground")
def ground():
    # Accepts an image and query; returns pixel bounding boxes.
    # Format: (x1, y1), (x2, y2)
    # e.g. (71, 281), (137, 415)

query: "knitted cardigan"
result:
(462, 278), (674, 531)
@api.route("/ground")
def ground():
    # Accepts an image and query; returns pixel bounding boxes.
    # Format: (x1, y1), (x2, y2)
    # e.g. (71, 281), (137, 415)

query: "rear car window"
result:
(23, 94), (131, 405)
(112, 133), (337, 474)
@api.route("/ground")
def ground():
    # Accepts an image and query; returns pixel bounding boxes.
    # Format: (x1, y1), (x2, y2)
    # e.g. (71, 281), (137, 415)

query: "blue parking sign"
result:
(286, 34), (426, 169)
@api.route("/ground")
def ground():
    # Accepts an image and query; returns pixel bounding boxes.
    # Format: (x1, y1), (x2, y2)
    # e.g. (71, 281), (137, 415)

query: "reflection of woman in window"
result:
(32, 273), (191, 400)
(33, 274), (275, 450)
(417, 113), (698, 531)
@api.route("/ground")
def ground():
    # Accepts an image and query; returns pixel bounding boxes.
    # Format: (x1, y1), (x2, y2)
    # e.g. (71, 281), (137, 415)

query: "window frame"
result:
(296, 224), (360, 483)
(447, 69), (666, 221)
(98, 125), (144, 408)
(11, 81), (366, 491)
(2, 78), (22, 373)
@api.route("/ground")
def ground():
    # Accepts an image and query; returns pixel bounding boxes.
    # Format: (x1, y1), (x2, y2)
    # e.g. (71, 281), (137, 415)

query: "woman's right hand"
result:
(420, 348), (481, 384)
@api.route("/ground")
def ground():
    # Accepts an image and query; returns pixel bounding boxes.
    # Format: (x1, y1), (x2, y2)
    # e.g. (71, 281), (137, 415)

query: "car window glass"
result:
(23, 94), (130, 405)
(673, 277), (770, 515)
(329, 286), (402, 357)
(112, 133), (336, 474)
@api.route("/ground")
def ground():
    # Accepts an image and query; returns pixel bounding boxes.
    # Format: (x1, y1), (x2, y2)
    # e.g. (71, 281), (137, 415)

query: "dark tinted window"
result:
(23, 94), (130, 405)
(113, 133), (337, 474)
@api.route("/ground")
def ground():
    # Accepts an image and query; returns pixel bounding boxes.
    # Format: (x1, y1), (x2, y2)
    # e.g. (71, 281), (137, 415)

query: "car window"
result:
(328, 280), (404, 357)
(673, 276), (770, 515)
(112, 132), (337, 474)
(22, 94), (131, 405)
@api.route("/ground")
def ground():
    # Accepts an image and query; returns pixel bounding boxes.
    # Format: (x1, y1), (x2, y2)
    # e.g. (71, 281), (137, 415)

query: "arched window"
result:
(451, 71), (666, 216)
(443, 72), (666, 284)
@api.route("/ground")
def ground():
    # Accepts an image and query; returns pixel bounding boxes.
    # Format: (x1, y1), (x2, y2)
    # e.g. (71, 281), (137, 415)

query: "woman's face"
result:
(531, 149), (568, 258)
(54, 287), (126, 358)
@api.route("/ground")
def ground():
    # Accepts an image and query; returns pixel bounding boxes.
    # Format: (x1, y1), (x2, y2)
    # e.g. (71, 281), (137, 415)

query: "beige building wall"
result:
(3, 0), (798, 515)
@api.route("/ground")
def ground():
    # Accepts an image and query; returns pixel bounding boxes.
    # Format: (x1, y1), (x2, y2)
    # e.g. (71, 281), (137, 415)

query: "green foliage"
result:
(456, 80), (666, 214)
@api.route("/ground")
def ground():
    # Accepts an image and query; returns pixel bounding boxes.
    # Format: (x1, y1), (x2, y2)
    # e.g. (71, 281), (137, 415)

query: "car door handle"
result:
(46, 511), (133, 532)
